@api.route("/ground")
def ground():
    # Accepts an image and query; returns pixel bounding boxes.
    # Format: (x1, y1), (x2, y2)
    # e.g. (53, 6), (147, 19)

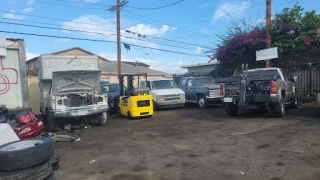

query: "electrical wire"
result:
(0, 30), (207, 57)
(0, 10), (210, 48)
(127, 0), (184, 10)
(0, 20), (199, 50)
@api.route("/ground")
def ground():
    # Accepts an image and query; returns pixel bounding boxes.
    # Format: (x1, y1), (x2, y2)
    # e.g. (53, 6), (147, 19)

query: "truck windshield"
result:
(194, 78), (216, 86)
(151, 80), (178, 90)
(101, 84), (120, 93)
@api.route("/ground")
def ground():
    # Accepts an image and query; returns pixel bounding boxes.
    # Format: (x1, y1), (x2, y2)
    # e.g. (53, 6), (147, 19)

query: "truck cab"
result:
(178, 77), (223, 108)
(140, 79), (186, 109)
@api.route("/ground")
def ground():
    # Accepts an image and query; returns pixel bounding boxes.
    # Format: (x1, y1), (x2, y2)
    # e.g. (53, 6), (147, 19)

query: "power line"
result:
(0, 30), (207, 57)
(123, 9), (214, 38)
(127, 0), (184, 10)
(0, 10), (210, 48)
(0, 20), (199, 50)
(33, 0), (106, 10)
(0, 10), (115, 29)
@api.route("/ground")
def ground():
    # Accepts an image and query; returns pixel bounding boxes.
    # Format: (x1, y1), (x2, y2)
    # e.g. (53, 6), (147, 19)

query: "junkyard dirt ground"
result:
(54, 105), (320, 180)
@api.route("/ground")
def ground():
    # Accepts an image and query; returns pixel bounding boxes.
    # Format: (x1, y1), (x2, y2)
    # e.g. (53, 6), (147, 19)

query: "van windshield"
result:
(151, 80), (178, 90)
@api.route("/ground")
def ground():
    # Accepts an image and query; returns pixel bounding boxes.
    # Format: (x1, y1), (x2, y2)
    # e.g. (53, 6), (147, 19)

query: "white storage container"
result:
(0, 123), (19, 146)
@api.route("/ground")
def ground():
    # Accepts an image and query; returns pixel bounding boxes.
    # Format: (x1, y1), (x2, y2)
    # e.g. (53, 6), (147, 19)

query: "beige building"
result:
(180, 62), (219, 75)
(26, 47), (171, 115)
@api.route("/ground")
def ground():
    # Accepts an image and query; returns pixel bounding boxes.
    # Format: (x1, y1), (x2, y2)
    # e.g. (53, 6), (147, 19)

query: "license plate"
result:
(224, 97), (233, 103)
(73, 110), (88, 116)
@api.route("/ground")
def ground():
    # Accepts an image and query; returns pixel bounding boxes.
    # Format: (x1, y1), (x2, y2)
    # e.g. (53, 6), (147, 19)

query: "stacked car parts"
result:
(0, 137), (55, 180)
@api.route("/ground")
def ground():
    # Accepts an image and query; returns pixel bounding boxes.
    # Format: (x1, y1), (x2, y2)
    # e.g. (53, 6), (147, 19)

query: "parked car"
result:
(220, 68), (298, 117)
(178, 77), (223, 108)
(140, 79), (186, 109)
(100, 83), (121, 115)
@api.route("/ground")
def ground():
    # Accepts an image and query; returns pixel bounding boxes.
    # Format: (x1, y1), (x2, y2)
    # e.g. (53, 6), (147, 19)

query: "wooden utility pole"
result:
(266, 0), (272, 68)
(116, 0), (121, 75)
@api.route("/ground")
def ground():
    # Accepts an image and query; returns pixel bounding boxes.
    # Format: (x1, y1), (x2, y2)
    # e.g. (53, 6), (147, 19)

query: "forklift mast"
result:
(119, 73), (148, 96)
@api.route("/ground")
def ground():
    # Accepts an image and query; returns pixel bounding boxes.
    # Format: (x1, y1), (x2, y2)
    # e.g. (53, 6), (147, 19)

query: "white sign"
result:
(0, 36), (6, 57)
(256, 47), (278, 61)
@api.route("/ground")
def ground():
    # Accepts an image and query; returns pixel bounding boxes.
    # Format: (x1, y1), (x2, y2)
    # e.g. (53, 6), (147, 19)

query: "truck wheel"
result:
(0, 137), (54, 171)
(273, 98), (285, 118)
(197, 95), (208, 108)
(226, 104), (238, 116)
(98, 112), (107, 126)
(47, 115), (55, 132)
(0, 160), (52, 180)
(127, 112), (133, 120)
(153, 100), (158, 111)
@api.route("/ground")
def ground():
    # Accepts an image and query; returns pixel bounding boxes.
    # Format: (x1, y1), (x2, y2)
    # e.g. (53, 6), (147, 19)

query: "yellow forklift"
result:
(119, 73), (153, 119)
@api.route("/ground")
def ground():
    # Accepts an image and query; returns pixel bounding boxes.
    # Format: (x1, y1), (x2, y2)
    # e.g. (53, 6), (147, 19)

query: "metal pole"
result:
(117, 0), (122, 75)
(266, 0), (272, 68)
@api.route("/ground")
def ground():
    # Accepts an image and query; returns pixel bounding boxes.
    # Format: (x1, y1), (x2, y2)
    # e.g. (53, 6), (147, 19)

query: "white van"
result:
(140, 79), (186, 109)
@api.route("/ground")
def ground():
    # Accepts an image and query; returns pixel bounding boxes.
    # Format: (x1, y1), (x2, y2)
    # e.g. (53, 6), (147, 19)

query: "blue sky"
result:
(1, 0), (319, 73)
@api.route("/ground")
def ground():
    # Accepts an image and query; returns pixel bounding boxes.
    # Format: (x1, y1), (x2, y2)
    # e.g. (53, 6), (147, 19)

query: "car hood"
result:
(52, 70), (101, 95)
(151, 88), (184, 95)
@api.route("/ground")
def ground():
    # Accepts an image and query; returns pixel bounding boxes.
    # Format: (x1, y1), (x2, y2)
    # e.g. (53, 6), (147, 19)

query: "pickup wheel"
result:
(273, 98), (285, 118)
(197, 95), (208, 108)
(98, 112), (107, 126)
(226, 104), (238, 116)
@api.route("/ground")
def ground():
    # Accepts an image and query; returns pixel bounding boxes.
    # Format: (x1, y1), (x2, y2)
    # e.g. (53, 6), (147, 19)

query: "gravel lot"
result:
(54, 105), (320, 180)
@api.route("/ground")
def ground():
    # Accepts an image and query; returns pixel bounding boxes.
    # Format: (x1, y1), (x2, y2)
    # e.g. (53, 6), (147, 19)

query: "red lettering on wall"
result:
(0, 58), (19, 95)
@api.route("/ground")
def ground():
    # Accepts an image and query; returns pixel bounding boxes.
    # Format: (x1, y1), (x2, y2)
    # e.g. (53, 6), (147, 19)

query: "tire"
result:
(98, 112), (107, 126)
(0, 160), (52, 180)
(290, 97), (299, 109)
(197, 95), (208, 108)
(0, 137), (54, 171)
(273, 97), (285, 118)
(47, 115), (55, 132)
(226, 104), (238, 116)
(127, 112), (133, 120)
(45, 173), (55, 180)
(51, 157), (59, 172)
(153, 100), (158, 111)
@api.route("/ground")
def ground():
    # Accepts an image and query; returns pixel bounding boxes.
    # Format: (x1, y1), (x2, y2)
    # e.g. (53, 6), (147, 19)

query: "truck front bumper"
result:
(50, 105), (108, 118)
(155, 99), (186, 108)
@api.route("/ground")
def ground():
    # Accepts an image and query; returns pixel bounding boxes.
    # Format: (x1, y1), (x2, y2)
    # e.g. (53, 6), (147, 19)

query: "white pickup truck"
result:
(140, 79), (186, 109)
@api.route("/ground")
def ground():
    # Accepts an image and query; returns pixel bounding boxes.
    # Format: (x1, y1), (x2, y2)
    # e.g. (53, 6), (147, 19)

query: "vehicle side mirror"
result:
(188, 82), (192, 87)
(293, 75), (298, 82)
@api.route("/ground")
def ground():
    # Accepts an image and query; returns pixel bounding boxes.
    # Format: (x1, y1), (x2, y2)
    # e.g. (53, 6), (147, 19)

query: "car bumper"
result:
(206, 97), (223, 104)
(155, 99), (186, 108)
(224, 94), (281, 106)
(50, 105), (108, 118)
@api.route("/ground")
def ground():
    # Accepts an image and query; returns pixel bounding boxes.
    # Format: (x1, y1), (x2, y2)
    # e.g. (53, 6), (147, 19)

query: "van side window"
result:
(180, 79), (187, 87)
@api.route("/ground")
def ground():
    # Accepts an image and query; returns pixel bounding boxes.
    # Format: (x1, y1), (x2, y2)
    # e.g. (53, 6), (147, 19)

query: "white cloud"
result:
(23, 8), (34, 13)
(212, 1), (250, 21)
(127, 24), (173, 37)
(26, 0), (34, 5)
(26, 53), (39, 60)
(61, 15), (116, 38)
(194, 46), (202, 54)
(171, 27), (178, 32)
(3, 9), (26, 20)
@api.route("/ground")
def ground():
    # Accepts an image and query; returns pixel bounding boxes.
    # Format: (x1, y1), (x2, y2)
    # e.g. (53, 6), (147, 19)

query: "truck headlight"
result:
(157, 96), (165, 102)
(57, 100), (63, 105)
